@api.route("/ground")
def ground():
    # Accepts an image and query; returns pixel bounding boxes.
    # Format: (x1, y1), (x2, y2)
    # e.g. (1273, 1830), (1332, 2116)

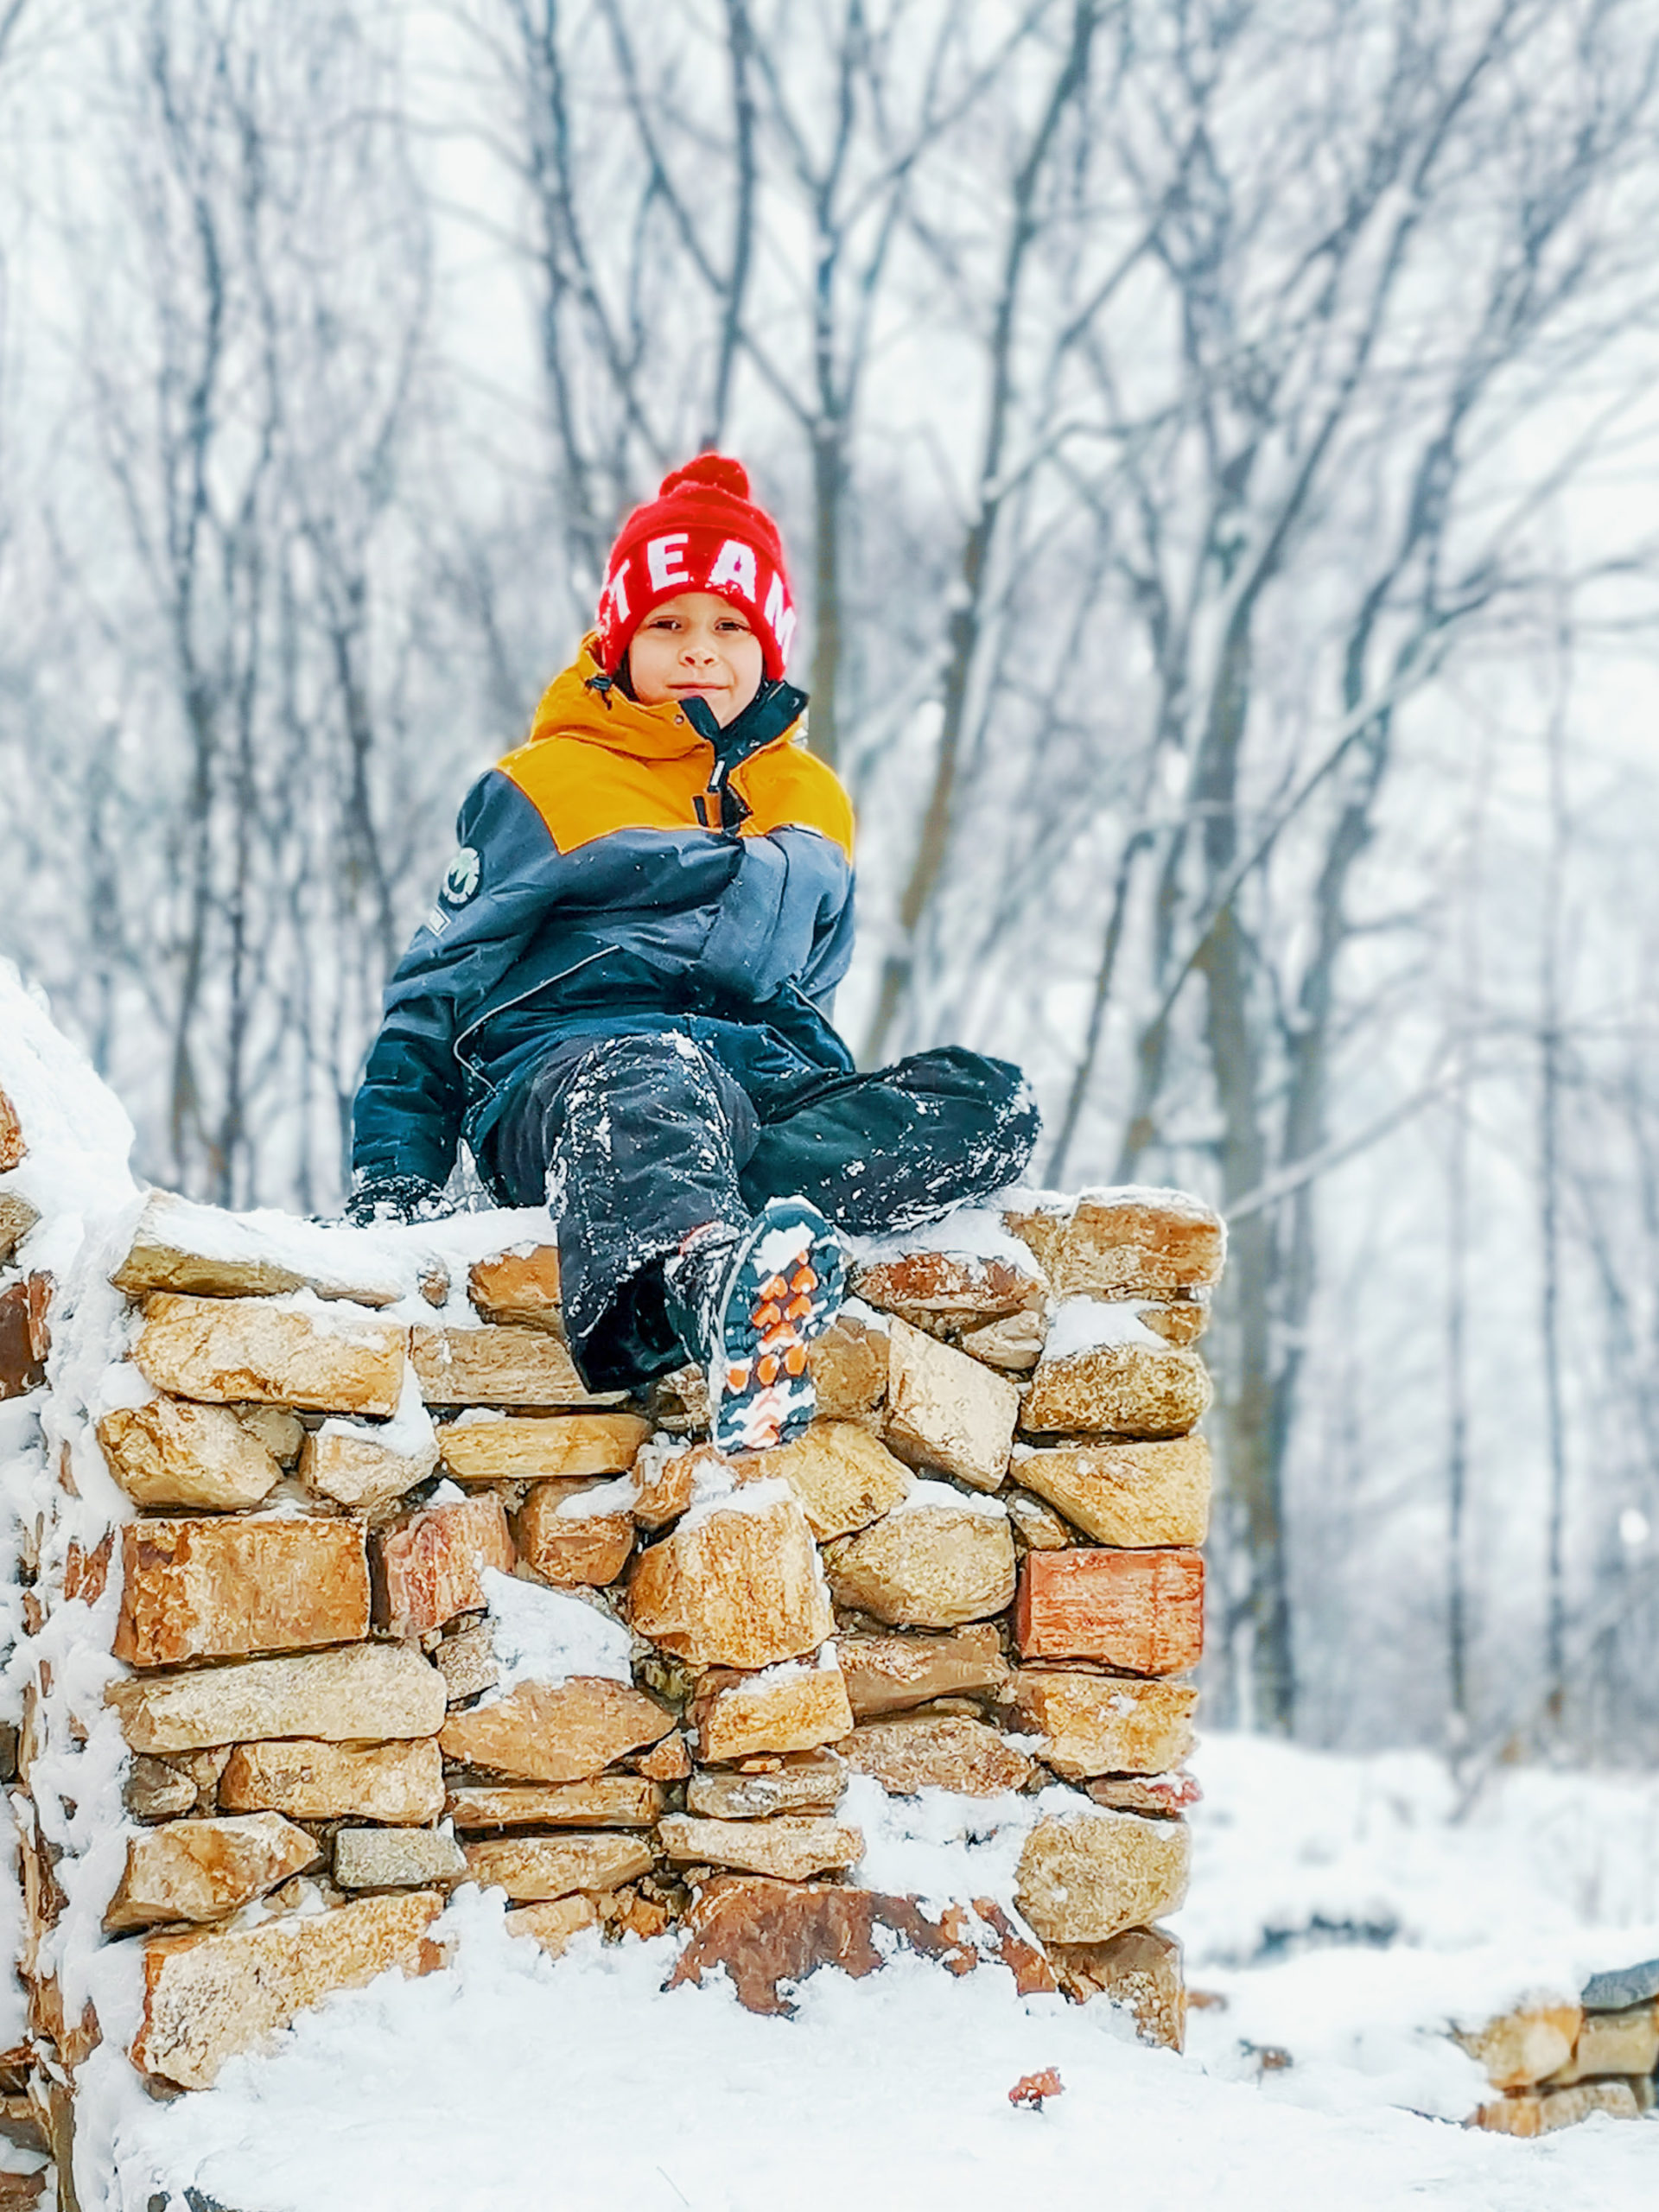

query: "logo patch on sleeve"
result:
(442, 846), (482, 904)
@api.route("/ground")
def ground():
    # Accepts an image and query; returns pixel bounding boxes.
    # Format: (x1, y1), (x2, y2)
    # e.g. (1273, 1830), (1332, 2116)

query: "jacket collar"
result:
(681, 678), (810, 775)
(526, 635), (807, 766)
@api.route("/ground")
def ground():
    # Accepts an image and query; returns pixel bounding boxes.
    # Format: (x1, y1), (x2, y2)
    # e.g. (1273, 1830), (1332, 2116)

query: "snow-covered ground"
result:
(91, 1734), (1659, 2211)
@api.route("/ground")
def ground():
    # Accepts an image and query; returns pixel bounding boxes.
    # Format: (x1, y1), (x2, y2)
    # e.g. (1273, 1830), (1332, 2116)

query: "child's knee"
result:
(565, 1029), (714, 1100)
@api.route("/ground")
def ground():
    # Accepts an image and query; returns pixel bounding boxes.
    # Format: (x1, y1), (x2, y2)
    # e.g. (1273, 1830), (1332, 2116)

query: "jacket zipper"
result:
(454, 946), (611, 1084)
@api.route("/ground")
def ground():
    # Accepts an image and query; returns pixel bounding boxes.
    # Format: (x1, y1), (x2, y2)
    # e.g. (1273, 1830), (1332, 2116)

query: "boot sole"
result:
(709, 1198), (845, 1454)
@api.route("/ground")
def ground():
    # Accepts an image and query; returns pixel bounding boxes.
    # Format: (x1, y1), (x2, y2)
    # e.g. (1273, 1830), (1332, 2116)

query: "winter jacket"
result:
(351, 638), (857, 1193)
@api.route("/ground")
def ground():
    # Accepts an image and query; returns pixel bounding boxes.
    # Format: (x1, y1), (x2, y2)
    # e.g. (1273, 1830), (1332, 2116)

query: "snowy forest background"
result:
(2, 0), (1657, 1771)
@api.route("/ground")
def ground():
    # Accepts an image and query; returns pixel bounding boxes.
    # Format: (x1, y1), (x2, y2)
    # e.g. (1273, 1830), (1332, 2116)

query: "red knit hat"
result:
(595, 454), (798, 682)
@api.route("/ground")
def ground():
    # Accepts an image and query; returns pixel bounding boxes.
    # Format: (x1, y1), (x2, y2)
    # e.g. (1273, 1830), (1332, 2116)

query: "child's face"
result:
(627, 592), (766, 727)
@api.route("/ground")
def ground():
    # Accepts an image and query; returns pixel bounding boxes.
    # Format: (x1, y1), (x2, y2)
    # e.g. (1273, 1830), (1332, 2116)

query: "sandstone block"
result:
(1546, 2000), (1659, 2085)
(231, 1404), (306, 1463)
(412, 1323), (614, 1407)
(667, 1878), (1052, 2016)
(691, 1656), (854, 1763)
(124, 1756), (200, 1823)
(0, 1194), (39, 1266)
(1049, 1926), (1185, 2050)
(112, 1195), (404, 1305)
(645, 1362), (711, 1433)
(0, 1284), (44, 1402)
(850, 1251), (1045, 1328)
(505, 1894), (600, 1958)
(1455, 2003), (1584, 2089)
(63, 1529), (112, 1605)
(131, 1890), (445, 2088)
(630, 1730), (692, 1781)
(628, 1440), (713, 1529)
(736, 1420), (912, 1540)
(627, 1487), (833, 1668)
(1015, 1549), (1205, 1675)
(1021, 1343), (1211, 1440)
(438, 1677), (673, 1783)
(1087, 1772), (1202, 1816)
(1006, 1491), (1072, 1548)
(658, 1814), (863, 1881)
(467, 1244), (562, 1327)
(109, 1643), (446, 1753)
(686, 1751), (846, 1821)
(333, 1827), (467, 1890)
(113, 1515), (371, 1669)
(1474, 2082), (1640, 2135)
(1130, 1297), (1208, 1348)
(1015, 1809), (1191, 1942)
(445, 1777), (664, 1829)
(434, 1619), (498, 1703)
(219, 1738), (446, 1823)
(105, 1814), (321, 1931)
(165, 1746), (231, 1812)
(1009, 1189), (1225, 1300)
(1014, 1435), (1211, 1548)
(883, 1319), (1019, 1491)
(437, 1412), (650, 1484)
(135, 1293), (407, 1414)
(1006, 1671), (1198, 1777)
(98, 1397), (283, 1511)
(824, 1493), (1016, 1629)
(606, 1890), (672, 1941)
(372, 1493), (516, 1637)
(0, 2166), (42, 2211)
(300, 1421), (438, 1514)
(512, 1481), (634, 1586)
(462, 1832), (652, 1901)
(808, 1311), (888, 1424)
(957, 1311), (1046, 1371)
(837, 1713), (1033, 1797)
(839, 1625), (1008, 1718)
(0, 1090), (22, 1172)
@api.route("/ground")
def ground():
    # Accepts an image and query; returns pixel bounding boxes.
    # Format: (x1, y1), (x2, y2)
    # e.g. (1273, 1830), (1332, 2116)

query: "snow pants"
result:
(487, 1024), (1039, 1392)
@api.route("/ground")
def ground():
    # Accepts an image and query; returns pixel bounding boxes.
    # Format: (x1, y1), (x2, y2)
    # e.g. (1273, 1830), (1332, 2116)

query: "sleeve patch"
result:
(442, 846), (482, 904)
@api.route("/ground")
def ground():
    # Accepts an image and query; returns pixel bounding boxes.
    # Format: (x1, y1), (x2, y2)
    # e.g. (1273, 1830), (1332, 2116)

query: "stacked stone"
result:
(1460, 1972), (1659, 2134)
(0, 1090), (48, 2208)
(0, 1085), (44, 1408)
(3, 1051), (1222, 2162)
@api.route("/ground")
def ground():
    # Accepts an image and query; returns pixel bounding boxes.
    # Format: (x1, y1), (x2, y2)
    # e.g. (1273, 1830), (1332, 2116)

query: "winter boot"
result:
(663, 1197), (846, 1454)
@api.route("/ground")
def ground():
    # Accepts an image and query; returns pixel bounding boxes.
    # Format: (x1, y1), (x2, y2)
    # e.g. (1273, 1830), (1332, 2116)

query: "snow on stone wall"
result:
(3, 968), (1656, 2202)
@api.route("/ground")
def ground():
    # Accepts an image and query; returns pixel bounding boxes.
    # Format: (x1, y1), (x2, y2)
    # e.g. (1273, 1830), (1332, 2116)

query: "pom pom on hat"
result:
(658, 454), (752, 501)
(595, 451), (796, 681)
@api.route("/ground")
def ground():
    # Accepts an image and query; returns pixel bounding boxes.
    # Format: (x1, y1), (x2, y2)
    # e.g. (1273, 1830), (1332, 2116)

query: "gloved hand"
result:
(343, 1173), (448, 1227)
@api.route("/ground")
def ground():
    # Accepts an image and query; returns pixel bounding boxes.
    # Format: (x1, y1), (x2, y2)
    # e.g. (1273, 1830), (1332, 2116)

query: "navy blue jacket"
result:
(352, 645), (857, 1192)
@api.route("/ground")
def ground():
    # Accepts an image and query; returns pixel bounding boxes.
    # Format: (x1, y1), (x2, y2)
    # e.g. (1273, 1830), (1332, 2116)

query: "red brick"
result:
(1014, 1548), (1203, 1674)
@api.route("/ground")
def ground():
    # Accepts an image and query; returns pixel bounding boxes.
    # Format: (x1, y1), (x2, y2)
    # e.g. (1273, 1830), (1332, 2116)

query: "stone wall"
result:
(0, 1009), (1219, 2205)
(1459, 1975), (1659, 2134)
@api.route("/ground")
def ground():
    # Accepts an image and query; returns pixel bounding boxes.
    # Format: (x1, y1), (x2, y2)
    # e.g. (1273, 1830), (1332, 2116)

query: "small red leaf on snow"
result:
(1008, 2068), (1065, 2109)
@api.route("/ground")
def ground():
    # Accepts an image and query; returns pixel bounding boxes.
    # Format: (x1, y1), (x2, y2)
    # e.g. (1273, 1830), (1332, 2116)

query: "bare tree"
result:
(16, 0), (443, 1206)
(860, 0), (1659, 1731)
(6, 0), (1659, 1762)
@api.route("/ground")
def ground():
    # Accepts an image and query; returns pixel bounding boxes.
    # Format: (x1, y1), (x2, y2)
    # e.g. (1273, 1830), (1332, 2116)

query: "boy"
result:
(349, 455), (1038, 1450)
